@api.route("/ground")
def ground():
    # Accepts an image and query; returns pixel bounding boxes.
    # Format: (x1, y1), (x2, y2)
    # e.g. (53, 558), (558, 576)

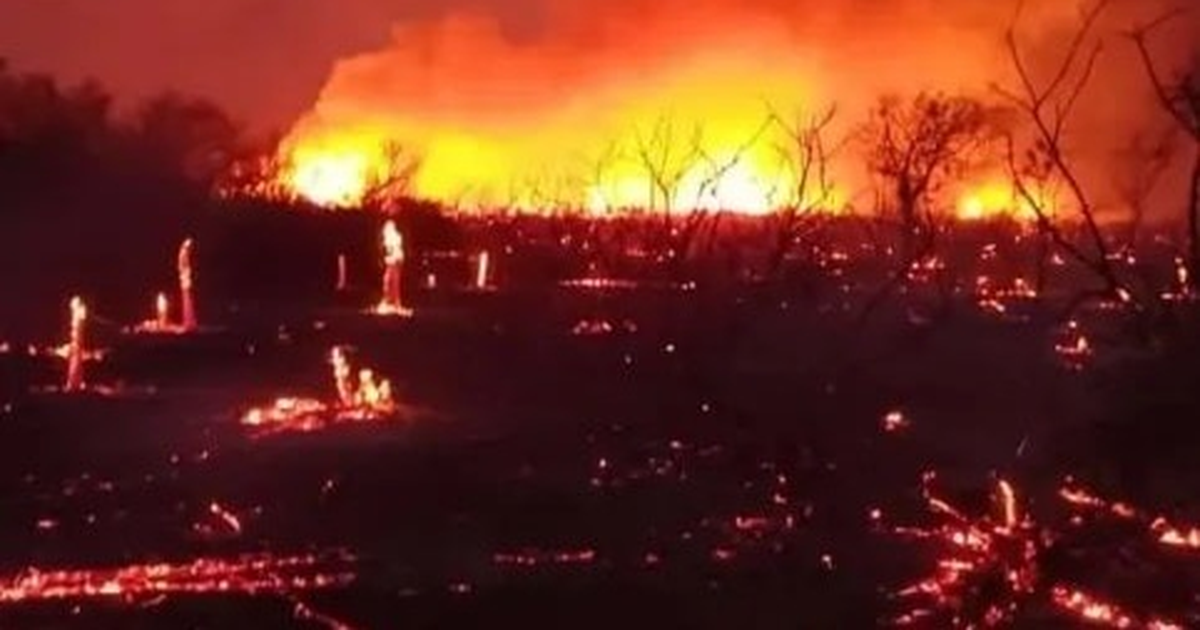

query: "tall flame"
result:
(272, 6), (943, 212)
(375, 220), (410, 315)
(475, 250), (490, 290)
(260, 0), (1180, 220)
(177, 238), (197, 332)
(64, 296), (87, 393)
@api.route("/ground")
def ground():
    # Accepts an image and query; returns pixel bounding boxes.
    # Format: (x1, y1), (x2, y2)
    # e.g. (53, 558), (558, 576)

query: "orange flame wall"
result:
(278, 0), (1190, 217)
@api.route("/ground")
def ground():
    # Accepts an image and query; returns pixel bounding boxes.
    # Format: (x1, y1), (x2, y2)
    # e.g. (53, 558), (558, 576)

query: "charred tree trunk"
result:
(1189, 148), (1200, 290)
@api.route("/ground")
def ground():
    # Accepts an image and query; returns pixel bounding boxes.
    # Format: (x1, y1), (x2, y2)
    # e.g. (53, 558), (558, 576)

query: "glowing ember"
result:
(882, 410), (911, 433)
(571, 318), (638, 336)
(492, 548), (597, 569)
(375, 220), (412, 316)
(891, 475), (1193, 628)
(1050, 587), (1184, 629)
(178, 238), (198, 332)
(973, 275), (1039, 320)
(1155, 523), (1200, 551)
(1055, 320), (1094, 370)
(1058, 481), (1200, 554)
(240, 346), (400, 437)
(891, 475), (1040, 627)
(560, 277), (641, 291)
(240, 397), (331, 436)
(208, 501), (243, 536)
(191, 501), (246, 541)
(0, 551), (354, 604)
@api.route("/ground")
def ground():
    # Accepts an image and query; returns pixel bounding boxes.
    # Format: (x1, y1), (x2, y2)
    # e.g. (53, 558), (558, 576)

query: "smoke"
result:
(4, 0), (1189, 215)
(279, 0), (1195, 214)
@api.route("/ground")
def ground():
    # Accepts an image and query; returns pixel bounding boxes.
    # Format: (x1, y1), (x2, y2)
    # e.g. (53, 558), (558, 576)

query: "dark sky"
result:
(0, 0), (532, 129)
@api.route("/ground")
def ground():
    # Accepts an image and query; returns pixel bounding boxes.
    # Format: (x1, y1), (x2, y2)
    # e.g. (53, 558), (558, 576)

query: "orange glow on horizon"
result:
(259, 1), (1134, 220)
(954, 179), (1051, 223)
(269, 8), (937, 214)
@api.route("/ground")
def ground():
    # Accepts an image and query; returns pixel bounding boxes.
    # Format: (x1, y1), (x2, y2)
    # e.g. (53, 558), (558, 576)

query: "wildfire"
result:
(240, 346), (400, 437)
(267, 0), (937, 215)
(954, 180), (1047, 223)
(285, 149), (376, 208)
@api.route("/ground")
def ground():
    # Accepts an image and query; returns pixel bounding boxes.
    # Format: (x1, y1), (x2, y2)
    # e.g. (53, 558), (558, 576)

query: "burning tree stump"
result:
(178, 238), (198, 332)
(375, 220), (411, 316)
(63, 296), (87, 393)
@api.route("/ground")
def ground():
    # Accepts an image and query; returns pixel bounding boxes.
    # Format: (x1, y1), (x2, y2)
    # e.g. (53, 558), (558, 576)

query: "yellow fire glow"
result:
(954, 179), (1049, 222)
(274, 17), (842, 214)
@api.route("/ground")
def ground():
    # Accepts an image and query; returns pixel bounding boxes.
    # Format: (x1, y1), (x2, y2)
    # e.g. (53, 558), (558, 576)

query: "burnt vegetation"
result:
(0, 4), (1199, 624)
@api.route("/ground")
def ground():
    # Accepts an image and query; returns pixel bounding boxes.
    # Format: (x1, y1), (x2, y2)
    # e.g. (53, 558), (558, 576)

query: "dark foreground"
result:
(0, 276), (1197, 629)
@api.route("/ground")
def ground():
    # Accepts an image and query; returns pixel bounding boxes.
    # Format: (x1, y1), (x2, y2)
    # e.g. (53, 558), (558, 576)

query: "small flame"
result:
(331, 347), (355, 408)
(155, 292), (170, 330)
(240, 346), (400, 438)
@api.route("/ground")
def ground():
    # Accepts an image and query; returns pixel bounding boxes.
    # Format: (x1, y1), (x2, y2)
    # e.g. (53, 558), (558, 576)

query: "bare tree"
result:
(862, 93), (998, 261)
(690, 117), (773, 209)
(1129, 7), (1199, 288)
(764, 105), (841, 277)
(631, 115), (704, 214)
(1115, 125), (1180, 244)
(585, 138), (623, 214)
(362, 140), (420, 212)
(669, 116), (779, 271)
(626, 115), (708, 279)
(997, 0), (1129, 307)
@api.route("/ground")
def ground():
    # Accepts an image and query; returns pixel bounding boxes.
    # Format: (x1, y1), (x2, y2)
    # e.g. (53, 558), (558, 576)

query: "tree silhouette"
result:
(862, 93), (998, 260)
(1129, 7), (1199, 289)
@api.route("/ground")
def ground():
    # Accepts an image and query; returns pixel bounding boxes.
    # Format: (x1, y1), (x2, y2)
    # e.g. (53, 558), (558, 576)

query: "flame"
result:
(286, 150), (375, 208)
(375, 220), (411, 315)
(133, 291), (186, 335)
(64, 296), (87, 393)
(240, 346), (400, 438)
(957, 182), (1020, 221)
(954, 179), (1053, 222)
(177, 238), (197, 332)
(155, 292), (170, 330)
(271, 6), (920, 213)
(475, 251), (490, 290)
(331, 346), (355, 408)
